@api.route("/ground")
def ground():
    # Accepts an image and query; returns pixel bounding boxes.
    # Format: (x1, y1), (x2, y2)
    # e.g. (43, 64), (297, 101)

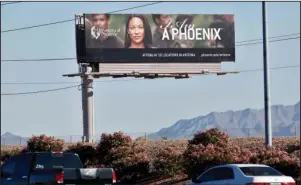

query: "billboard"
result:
(82, 14), (235, 63)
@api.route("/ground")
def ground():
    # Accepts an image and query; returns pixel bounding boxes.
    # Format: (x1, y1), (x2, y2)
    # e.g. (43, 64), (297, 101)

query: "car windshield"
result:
(33, 153), (83, 170)
(239, 166), (283, 176)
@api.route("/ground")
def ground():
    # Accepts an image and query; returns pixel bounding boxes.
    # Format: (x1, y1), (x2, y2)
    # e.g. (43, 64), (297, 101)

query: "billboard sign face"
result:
(82, 14), (235, 63)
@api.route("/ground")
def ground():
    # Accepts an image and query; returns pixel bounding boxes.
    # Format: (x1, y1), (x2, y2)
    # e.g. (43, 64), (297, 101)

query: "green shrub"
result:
(27, 134), (64, 152)
(286, 143), (300, 154)
(152, 145), (183, 177)
(250, 147), (300, 178)
(183, 144), (247, 178)
(1, 134), (300, 181)
(66, 143), (97, 167)
(182, 129), (251, 179)
(96, 132), (132, 165)
(110, 143), (150, 183)
(189, 128), (229, 147)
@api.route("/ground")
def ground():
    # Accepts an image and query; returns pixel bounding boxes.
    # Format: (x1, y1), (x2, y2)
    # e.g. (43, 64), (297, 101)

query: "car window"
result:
(239, 167), (283, 176)
(1, 157), (17, 176)
(33, 153), (83, 170)
(215, 167), (235, 180)
(15, 154), (33, 176)
(198, 168), (220, 182)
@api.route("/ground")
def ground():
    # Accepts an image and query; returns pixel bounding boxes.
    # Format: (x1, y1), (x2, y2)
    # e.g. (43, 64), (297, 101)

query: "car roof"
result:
(20, 152), (77, 155)
(212, 164), (270, 168)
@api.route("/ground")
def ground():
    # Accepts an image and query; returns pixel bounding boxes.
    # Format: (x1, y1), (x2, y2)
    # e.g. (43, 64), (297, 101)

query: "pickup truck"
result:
(0, 152), (117, 185)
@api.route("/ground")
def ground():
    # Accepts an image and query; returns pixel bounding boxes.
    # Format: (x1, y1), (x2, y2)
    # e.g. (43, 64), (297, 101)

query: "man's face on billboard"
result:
(92, 14), (109, 29)
(158, 14), (172, 28)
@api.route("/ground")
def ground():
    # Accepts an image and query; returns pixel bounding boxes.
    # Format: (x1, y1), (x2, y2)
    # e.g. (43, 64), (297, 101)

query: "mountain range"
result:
(148, 101), (300, 140)
(1, 132), (29, 146)
(1, 101), (300, 145)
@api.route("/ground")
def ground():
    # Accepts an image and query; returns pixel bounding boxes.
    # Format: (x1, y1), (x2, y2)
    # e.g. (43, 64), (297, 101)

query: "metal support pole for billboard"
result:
(262, 1), (272, 147)
(81, 65), (94, 143)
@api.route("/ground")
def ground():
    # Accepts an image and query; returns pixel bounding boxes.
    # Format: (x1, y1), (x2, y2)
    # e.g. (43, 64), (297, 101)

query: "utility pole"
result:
(262, 1), (272, 147)
(296, 124), (301, 179)
(81, 65), (94, 143)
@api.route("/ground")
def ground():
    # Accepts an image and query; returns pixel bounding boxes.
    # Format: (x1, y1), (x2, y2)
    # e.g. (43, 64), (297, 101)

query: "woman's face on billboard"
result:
(128, 17), (144, 45)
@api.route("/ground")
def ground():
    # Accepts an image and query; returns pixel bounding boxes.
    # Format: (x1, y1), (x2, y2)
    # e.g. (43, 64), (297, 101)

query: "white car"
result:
(187, 164), (296, 185)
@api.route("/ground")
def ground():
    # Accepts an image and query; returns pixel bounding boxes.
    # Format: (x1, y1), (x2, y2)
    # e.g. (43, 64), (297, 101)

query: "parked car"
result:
(187, 164), (296, 185)
(0, 152), (117, 185)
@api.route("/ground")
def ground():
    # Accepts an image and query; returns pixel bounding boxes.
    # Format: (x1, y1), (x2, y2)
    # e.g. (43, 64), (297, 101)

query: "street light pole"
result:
(81, 65), (94, 143)
(262, 1), (272, 147)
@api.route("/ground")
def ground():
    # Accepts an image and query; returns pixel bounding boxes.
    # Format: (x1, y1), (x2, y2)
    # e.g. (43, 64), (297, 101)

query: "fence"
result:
(1, 126), (300, 146)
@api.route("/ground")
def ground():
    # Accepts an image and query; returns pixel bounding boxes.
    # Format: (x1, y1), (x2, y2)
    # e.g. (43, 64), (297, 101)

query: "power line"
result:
(236, 36), (300, 46)
(1, 84), (80, 95)
(1, 34), (299, 63)
(1, 64), (299, 91)
(1, 2), (162, 33)
(238, 64), (300, 73)
(1, 78), (139, 85)
(1, 1), (22, 6)
(236, 33), (299, 43)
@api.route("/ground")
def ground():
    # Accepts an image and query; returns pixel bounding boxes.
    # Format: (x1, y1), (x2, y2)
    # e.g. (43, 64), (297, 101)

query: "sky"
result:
(1, 2), (300, 139)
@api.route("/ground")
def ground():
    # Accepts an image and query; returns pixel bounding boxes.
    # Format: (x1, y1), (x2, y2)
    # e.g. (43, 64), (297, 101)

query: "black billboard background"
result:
(80, 14), (235, 63)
